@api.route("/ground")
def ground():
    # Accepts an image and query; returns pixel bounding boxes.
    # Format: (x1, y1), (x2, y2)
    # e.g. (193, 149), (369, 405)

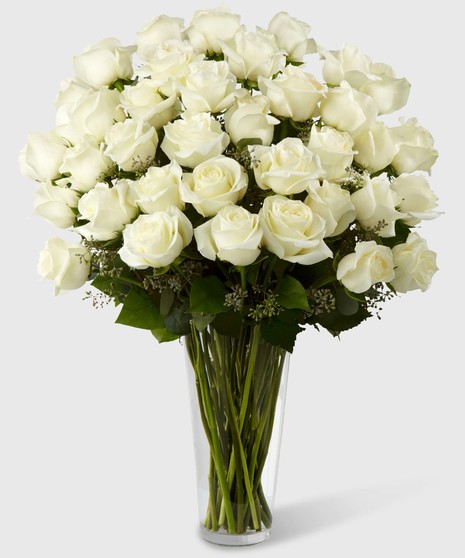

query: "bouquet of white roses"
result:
(20, 7), (440, 544)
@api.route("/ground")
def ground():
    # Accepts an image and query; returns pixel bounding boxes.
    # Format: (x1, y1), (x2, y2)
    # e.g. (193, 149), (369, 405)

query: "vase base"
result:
(200, 525), (271, 546)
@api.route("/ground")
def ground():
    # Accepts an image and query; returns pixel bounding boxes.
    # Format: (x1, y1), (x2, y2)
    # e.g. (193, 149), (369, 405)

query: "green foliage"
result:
(261, 310), (305, 353)
(116, 288), (164, 330)
(190, 276), (228, 315)
(274, 276), (310, 310)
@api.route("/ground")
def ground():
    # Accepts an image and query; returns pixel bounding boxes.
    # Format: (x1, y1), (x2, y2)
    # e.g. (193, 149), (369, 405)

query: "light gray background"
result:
(1, 1), (464, 556)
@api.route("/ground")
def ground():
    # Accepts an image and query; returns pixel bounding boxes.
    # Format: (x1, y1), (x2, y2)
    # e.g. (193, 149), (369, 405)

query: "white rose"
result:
(391, 233), (438, 293)
(67, 88), (125, 143)
(19, 131), (68, 182)
(104, 119), (158, 172)
(267, 11), (317, 62)
(119, 207), (193, 269)
(320, 81), (378, 137)
(186, 8), (242, 55)
(259, 195), (332, 264)
(34, 181), (80, 228)
(253, 137), (324, 195)
(161, 111), (230, 169)
(353, 121), (396, 172)
(137, 40), (203, 96)
(322, 45), (410, 114)
(351, 176), (405, 237)
(180, 156), (248, 217)
(76, 181), (137, 241)
(120, 79), (181, 129)
(258, 65), (324, 122)
(73, 38), (135, 88)
(224, 91), (279, 146)
(132, 162), (183, 214)
(194, 205), (262, 266)
(136, 15), (184, 61)
(37, 237), (90, 295)
(305, 180), (355, 237)
(307, 125), (355, 180)
(178, 60), (237, 113)
(55, 78), (93, 128)
(390, 174), (440, 225)
(222, 29), (286, 82)
(390, 118), (438, 174)
(60, 139), (113, 192)
(336, 241), (395, 293)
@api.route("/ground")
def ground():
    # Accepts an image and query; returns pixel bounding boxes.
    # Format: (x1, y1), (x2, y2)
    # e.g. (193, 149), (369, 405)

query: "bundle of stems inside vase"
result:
(186, 324), (287, 534)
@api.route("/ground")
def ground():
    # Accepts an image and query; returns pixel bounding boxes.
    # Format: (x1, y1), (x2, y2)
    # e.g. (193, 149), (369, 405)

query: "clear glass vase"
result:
(184, 323), (290, 546)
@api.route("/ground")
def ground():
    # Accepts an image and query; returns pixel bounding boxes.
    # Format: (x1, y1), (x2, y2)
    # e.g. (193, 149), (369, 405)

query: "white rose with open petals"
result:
(55, 79), (93, 129)
(119, 207), (193, 269)
(136, 15), (184, 61)
(224, 91), (279, 146)
(253, 137), (324, 195)
(391, 233), (438, 293)
(76, 181), (137, 241)
(258, 65), (324, 122)
(37, 237), (90, 295)
(320, 81), (378, 137)
(34, 181), (80, 229)
(120, 79), (181, 129)
(60, 139), (113, 192)
(353, 121), (396, 172)
(161, 111), (230, 169)
(390, 118), (438, 174)
(179, 60), (237, 113)
(351, 176), (405, 237)
(132, 162), (183, 214)
(186, 8), (242, 55)
(268, 11), (317, 62)
(305, 181), (355, 237)
(307, 126), (355, 180)
(73, 38), (135, 88)
(194, 205), (262, 266)
(181, 156), (247, 217)
(259, 195), (332, 264)
(19, 131), (68, 182)
(104, 119), (158, 172)
(336, 241), (394, 293)
(390, 174), (440, 225)
(222, 29), (286, 82)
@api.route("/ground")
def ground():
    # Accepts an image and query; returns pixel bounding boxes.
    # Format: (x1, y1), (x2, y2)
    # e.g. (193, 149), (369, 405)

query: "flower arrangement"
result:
(20, 7), (440, 544)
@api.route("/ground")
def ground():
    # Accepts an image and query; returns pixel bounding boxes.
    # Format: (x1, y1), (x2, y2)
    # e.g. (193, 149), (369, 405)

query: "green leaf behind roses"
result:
(164, 303), (192, 336)
(261, 311), (304, 353)
(274, 276), (310, 310)
(190, 276), (228, 314)
(116, 288), (164, 330)
(151, 328), (179, 343)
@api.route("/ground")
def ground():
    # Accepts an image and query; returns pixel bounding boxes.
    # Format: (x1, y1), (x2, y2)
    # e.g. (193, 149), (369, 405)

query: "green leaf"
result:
(190, 276), (228, 314)
(335, 288), (359, 316)
(211, 311), (242, 338)
(192, 312), (215, 331)
(151, 328), (179, 343)
(261, 316), (304, 353)
(274, 276), (310, 310)
(160, 288), (175, 317)
(236, 137), (263, 150)
(311, 305), (371, 337)
(164, 303), (191, 335)
(116, 288), (164, 330)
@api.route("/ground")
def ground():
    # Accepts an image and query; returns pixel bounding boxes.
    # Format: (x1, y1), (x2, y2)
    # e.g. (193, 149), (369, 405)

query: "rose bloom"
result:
(73, 38), (135, 88)
(195, 205), (262, 266)
(104, 119), (158, 172)
(19, 130), (68, 182)
(180, 156), (248, 217)
(222, 29), (286, 82)
(37, 237), (90, 295)
(161, 111), (229, 169)
(390, 173), (440, 225)
(132, 162), (184, 214)
(336, 241), (395, 293)
(307, 126), (355, 180)
(75, 181), (137, 241)
(224, 91), (279, 146)
(268, 11), (317, 62)
(391, 233), (438, 293)
(258, 65), (324, 122)
(390, 118), (438, 174)
(60, 139), (114, 192)
(34, 181), (80, 229)
(259, 195), (332, 264)
(253, 137), (324, 195)
(136, 15), (184, 60)
(185, 7), (242, 55)
(120, 79), (181, 130)
(305, 181), (355, 237)
(353, 121), (396, 173)
(119, 207), (193, 269)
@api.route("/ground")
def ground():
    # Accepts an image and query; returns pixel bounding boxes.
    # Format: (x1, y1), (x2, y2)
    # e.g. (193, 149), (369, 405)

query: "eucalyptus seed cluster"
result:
(224, 284), (248, 312)
(305, 288), (336, 317)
